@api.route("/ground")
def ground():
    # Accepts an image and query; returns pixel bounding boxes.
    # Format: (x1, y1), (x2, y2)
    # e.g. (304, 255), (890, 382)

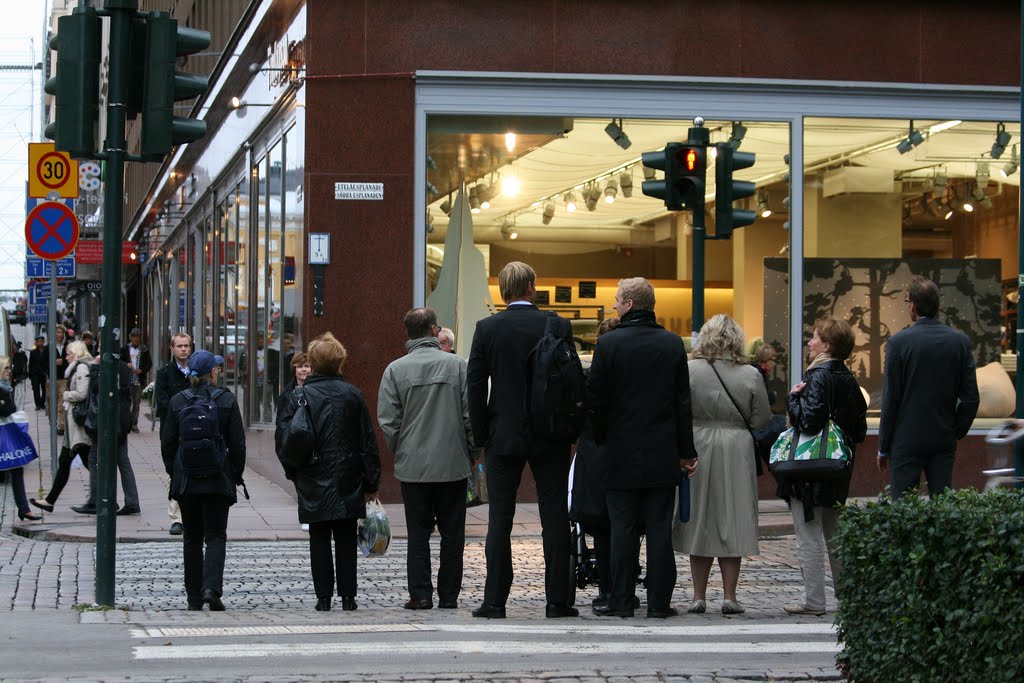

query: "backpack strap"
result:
(543, 310), (557, 336)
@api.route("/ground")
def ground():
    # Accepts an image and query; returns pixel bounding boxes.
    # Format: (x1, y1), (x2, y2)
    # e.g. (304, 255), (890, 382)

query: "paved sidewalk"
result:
(9, 403), (797, 542)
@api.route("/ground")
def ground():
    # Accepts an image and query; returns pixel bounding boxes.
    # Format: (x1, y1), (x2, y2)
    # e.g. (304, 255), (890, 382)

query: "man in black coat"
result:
(120, 327), (154, 432)
(28, 335), (47, 410)
(467, 261), (578, 619)
(154, 332), (193, 534)
(878, 276), (979, 499)
(587, 277), (698, 618)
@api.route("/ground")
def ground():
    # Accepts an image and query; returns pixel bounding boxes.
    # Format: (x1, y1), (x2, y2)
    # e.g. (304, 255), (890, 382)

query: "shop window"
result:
(281, 118), (305, 386)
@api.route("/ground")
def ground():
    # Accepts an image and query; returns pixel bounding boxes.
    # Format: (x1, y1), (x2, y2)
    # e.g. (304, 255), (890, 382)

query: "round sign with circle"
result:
(36, 152), (73, 190)
(25, 201), (80, 260)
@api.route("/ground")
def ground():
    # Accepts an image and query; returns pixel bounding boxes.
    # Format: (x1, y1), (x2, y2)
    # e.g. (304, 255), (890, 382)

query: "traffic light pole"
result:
(692, 201), (706, 337)
(94, 0), (136, 607)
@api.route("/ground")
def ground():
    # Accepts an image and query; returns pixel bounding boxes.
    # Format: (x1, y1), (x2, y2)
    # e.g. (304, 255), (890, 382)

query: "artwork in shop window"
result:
(555, 286), (572, 304)
(763, 258), (1001, 413)
(535, 290), (550, 306)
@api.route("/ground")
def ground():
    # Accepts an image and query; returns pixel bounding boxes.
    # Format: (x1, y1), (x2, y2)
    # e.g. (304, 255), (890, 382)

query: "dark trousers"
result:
(606, 486), (676, 612)
(483, 448), (572, 607)
(179, 494), (231, 603)
(587, 526), (612, 597)
(8, 467), (30, 516)
(31, 377), (46, 409)
(130, 384), (142, 429)
(46, 444), (89, 505)
(83, 442), (140, 509)
(309, 518), (357, 599)
(401, 479), (467, 604)
(891, 451), (955, 500)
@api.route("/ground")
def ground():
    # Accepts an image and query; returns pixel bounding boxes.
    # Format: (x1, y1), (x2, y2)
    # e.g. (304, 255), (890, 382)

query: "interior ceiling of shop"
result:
(426, 117), (1022, 250)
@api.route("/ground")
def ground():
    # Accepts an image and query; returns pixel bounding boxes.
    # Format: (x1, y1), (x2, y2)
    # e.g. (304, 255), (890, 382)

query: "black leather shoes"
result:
(646, 606), (679, 619)
(315, 597), (331, 611)
(545, 604), (579, 618)
(169, 522), (184, 535)
(187, 602), (203, 611)
(202, 589), (224, 611)
(471, 603), (506, 619)
(71, 504), (96, 515)
(404, 597), (433, 610)
(116, 506), (141, 516)
(593, 604), (634, 618)
(341, 596), (357, 611)
(30, 498), (54, 513)
(438, 600), (458, 609)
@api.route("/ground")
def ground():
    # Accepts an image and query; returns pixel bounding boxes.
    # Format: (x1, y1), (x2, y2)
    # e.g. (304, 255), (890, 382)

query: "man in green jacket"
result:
(377, 307), (475, 611)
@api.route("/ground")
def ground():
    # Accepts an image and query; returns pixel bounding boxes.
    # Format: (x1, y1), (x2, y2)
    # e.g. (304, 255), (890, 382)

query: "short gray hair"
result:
(692, 314), (748, 364)
(617, 277), (655, 311)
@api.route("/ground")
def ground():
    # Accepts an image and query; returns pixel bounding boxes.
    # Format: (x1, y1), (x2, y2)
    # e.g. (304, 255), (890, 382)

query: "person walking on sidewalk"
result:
(155, 332), (192, 535)
(120, 327), (153, 434)
(878, 276), (979, 499)
(28, 335), (47, 411)
(781, 317), (866, 616)
(30, 341), (93, 513)
(0, 357), (42, 522)
(161, 350), (246, 611)
(467, 261), (578, 620)
(377, 307), (475, 611)
(277, 332), (381, 612)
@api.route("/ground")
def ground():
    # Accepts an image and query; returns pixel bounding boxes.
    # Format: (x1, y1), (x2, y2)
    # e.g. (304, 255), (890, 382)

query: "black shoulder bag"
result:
(280, 386), (318, 469)
(708, 360), (764, 476)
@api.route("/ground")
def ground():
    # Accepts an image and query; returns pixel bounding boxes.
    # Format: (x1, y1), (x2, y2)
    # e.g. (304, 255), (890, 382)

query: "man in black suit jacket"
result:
(467, 261), (578, 619)
(587, 277), (698, 618)
(878, 276), (979, 499)
(28, 335), (47, 410)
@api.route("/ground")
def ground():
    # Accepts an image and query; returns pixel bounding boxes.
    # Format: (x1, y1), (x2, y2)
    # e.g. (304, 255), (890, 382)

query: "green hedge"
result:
(834, 488), (1024, 682)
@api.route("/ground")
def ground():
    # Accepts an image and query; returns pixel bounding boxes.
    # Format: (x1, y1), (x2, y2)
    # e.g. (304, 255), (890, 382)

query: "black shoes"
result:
(30, 498), (54, 513)
(646, 606), (679, 619)
(471, 603), (506, 619)
(315, 597), (332, 611)
(116, 506), (141, 516)
(18, 511), (42, 522)
(341, 596), (357, 611)
(202, 589), (224, 611)
(404, 597), (433, 610)
(71, 504), (96, 515)
(187, 602), (203, 611)
(438, 600), (458, 609)
(593, 604), (634, 618)
(169, 522), (184, 535)
(545, 604), (579, 618)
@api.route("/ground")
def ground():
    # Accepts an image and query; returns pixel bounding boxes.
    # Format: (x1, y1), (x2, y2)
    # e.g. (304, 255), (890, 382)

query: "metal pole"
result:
(94, 2), (131, 608)
(1016, 0), (1024, 485)
(48, 268), (57, 480)
(689, 122), (710, 336)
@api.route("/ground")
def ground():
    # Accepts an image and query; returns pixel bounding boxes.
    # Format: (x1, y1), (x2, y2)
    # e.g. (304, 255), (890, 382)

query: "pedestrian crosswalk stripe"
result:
(134, 639), (841, 660)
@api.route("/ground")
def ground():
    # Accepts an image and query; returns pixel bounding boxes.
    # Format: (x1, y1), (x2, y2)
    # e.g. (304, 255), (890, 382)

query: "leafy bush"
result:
(834, 488), (1024, 682)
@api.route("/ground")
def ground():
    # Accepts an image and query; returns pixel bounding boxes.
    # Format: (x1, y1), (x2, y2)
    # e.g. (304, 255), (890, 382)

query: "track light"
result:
(604, 118), (632, 149)
(976, 161), (990, 187)
(642, 165), (656, 181)
(542, 202), (555, 225)
(933, 170), (948, 195)
(564, 192), (578, 212)
(619, 172), (633, 198)
(757, 191), (771, 218)
(425, 210), (434, 234)
(1001, 146), (1019, 177)
(728, 121), (747, 150)
(897, 120), (924, 154)
(973, 185), (992, 210)
(604, 178), (618, 203)
(440, 197), (452, 216)
(586, 184), (601, 211)
(962, 187), (975, 212)
(991, 123), (1012, 159)
(500, 220), (518, 240)
(478, 183), (492, 210)
(468, 185), (480, 214)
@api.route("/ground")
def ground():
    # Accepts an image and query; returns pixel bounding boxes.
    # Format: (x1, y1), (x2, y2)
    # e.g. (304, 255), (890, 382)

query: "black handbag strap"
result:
(708, 360), (757, 441)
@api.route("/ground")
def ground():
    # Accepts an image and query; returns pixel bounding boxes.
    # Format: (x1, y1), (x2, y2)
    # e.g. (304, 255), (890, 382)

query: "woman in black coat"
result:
(276, 332), (381, 612)
(160, 350), (246, 611)
(782, 317), (867, 616)
(0, 357), (41, 521)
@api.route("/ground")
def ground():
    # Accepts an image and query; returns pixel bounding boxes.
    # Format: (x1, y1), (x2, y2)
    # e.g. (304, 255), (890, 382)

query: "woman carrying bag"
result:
(781, 317), (866, 616)
(0, 357), (42, 521)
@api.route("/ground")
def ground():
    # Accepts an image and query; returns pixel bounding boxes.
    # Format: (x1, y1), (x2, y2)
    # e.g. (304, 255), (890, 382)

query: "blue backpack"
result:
(176, 388), (227, 477)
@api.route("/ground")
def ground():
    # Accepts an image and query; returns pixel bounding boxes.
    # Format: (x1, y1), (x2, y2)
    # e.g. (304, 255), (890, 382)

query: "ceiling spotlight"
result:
(1001, 146), (1019, 177)
(440, 198), (452, 216)
(991, 122), (1012, 159)
(757, 191), (771, 218)
(501, 175), (521, 196)
(728, 121), (747, 150)
(500, 220), (518, 240)
(642, 165), (656, 181)
(564, 192), (578, 212)
(478, 183), (492, 210)
(619, 172), (633, 198)
(586, 184), (601, 211)
(425, 210), (434, 234)
(505, 132), (517, 152)
(541, 202), (555, 225)
(943, 203), (954, 220)
(973, 185), (992, 210)
(933, 170), (948, 194)
(962, 190), (975, 212)
(604, 118), (632, 149)
(897, 120), (924, 154)
(976, 161), (990, 187)
(468, 185), (481, 214)
(604, 178), (618, 203)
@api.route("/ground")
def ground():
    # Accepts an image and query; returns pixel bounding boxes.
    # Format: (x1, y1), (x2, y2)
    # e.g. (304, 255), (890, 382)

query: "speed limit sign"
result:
(28, 142), (79, 199)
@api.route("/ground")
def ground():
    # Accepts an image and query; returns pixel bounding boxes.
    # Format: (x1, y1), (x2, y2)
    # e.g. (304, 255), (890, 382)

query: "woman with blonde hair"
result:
(276, 332), (381, 611)
(0, 356), (42, 521)
(675, 314), (771, 614)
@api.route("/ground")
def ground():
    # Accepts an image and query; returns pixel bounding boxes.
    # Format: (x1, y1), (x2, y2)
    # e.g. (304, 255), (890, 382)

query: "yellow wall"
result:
(733, 217), (789, 340)
(805, 179), (902, 257)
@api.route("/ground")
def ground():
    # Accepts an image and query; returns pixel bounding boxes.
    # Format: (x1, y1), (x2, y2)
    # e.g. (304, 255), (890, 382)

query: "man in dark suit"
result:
(467, 261), (578, 619)
(878, 276), (979, 499)
(28, 335), (47, 410)
(120, 327), (154, 432)
(154, 332), (193, 535)
(587, 277), (698, 618)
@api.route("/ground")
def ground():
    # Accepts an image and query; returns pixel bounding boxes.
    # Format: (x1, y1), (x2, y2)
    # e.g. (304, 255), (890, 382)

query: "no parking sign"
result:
(25, 201), (80, 260)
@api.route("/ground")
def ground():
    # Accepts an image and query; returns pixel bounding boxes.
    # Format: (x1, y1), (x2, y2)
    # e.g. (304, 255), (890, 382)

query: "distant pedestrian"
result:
(80, 331), (96, 358)
(438, 327), (456, 354)
(154, 332), (192, 535)
(276, 332), (381, 612)
(0, 357), (42, 522)
(781, 317), (866, 616)
(676, 314), (771, 616)
(161, 350), (246, 611)
(43, 324), (68, 434)
(120, 327), (153, 433)
(377, 308), (475, 611)
(28, 335), (46, 410)
(878, 277), (980, 499)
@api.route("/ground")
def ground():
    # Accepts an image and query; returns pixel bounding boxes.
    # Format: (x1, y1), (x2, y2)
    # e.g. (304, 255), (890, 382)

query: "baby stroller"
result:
(983, 421), (1024, 490)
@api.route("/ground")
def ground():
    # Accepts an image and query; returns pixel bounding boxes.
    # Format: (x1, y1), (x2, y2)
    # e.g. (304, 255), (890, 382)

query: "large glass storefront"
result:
(418, 78), (1019, 427)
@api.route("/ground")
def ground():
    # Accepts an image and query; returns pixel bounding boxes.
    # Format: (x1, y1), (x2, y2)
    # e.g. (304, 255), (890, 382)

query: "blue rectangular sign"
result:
(28, 304), (47, 324)
(29, 281), (52, 304)
(26, 251), (76, 278)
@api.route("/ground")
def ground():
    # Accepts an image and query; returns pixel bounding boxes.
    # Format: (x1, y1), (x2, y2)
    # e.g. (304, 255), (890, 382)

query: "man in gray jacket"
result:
(378, 307), (475, 610)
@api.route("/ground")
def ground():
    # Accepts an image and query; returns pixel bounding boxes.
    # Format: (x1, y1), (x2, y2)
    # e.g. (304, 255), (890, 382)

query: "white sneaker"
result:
(300, 523), (309, 532)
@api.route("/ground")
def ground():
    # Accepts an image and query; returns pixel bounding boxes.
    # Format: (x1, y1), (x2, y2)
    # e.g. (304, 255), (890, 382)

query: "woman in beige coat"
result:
(675, 314), (771, 615)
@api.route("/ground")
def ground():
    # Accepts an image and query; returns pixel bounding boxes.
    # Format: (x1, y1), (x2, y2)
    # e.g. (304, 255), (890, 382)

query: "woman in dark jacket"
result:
(782, 317), (867, 616)
(0, 357), (42, 521)
(275, 332), (381, 612)
(160, 350), (246, 611)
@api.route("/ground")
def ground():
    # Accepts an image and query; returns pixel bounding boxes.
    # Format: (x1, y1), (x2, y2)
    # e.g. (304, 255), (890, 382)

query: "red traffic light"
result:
(675, 145), (705, 173)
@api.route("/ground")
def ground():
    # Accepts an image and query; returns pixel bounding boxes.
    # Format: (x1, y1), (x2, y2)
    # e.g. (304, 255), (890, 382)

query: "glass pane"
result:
(203, 215), (215, 352)
(261, 139), (285, 424)
(251, 155), (270, 423)
(282, 118), (305, 384)
(235, 179), (250, 413)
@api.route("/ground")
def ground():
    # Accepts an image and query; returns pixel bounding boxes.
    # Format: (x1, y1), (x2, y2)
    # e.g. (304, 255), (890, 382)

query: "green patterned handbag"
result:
(769, 419), (851, 481)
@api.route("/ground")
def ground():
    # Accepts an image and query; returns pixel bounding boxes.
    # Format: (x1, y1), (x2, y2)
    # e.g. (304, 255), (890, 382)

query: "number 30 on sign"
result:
(28, 142), (79, 200)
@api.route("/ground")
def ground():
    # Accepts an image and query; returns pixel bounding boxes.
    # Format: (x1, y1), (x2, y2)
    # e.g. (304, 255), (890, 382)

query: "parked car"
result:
(9, 306), (26, 326)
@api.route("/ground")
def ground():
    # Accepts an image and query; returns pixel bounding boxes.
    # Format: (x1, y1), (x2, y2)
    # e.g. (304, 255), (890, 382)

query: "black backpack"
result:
(72, 364), (100, 437)
(175, 388), (227, 477)
(525, 312), (586, 443)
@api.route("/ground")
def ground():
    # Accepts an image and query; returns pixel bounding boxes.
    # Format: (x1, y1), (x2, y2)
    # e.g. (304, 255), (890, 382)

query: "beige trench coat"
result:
(62, 360), (93, 450)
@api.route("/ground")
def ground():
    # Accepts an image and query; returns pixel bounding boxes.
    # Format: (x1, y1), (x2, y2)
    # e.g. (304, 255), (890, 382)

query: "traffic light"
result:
(714, 142), (757, 238)
(139, 12), (210, 159)
(641, 142), (706, 212)
(44, 7), (101, 159)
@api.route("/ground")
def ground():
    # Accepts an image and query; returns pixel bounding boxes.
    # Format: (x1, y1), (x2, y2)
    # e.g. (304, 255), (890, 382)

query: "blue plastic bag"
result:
(0, 411), (39, 472)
